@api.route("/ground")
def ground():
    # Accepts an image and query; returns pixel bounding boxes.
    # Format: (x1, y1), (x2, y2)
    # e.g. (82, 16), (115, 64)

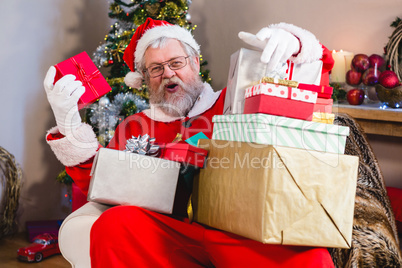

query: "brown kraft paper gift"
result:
(192, 139), (358, 248)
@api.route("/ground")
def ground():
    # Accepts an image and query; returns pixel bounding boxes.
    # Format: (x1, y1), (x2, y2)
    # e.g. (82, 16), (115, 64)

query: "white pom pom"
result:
(124, 71), (144, 89)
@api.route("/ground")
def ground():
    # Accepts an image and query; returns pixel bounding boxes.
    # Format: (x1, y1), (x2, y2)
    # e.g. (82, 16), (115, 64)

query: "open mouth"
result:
(165, 83), (179, 93)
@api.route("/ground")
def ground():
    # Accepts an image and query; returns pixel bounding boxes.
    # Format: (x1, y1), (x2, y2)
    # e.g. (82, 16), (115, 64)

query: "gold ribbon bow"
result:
(259, 77), (299, 88)
(70, 57), (101, 98)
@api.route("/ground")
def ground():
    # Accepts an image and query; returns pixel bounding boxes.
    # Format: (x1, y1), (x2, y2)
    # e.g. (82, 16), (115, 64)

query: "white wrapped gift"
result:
(223, 48), (323, 114)
(88, 148), (181, 214)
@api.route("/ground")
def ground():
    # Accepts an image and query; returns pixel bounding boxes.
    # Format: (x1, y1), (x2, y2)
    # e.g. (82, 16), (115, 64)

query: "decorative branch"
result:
(0, 147), (22, 238)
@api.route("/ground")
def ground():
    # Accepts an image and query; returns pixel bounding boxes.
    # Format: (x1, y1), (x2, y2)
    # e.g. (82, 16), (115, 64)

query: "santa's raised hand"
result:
(238, 27), (300, 73)
(44, 66), (85, 136)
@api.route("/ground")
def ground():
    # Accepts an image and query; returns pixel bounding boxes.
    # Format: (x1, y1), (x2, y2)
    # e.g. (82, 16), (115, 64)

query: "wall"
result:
(189, 0), (402, 188)
(0, 0), (111, 231)
(0, 0), (401, 231)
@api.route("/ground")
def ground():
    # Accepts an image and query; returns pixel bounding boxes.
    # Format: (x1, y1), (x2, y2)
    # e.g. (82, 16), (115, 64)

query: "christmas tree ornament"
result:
(145, 2), (161, 17)
(98, 96), (111, 107)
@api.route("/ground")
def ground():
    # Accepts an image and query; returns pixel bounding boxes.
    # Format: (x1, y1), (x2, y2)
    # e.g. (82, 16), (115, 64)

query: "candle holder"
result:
(360, 85), (379, 104)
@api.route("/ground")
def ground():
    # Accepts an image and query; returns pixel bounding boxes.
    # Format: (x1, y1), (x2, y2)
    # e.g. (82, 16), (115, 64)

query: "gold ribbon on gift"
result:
(312, 112), (335, 124)
(187, 194), (194, 223)
(259, 77), (299, 88)
(70, 57), (101, 98)
(172, 133), (183, 143)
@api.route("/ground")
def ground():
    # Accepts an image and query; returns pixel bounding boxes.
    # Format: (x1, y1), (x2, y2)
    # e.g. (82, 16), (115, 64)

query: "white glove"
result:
(44, 66), (85, 135)
(238, 27), (300, 74)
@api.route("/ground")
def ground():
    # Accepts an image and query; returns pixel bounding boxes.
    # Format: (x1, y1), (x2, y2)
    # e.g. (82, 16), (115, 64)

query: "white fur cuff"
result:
(269, 23), (323, 64)
(46, 123), (99, 167)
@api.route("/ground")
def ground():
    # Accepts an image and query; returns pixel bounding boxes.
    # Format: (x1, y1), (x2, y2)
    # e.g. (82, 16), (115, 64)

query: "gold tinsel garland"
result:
(0, 147), (22, 238)
(385, 19), (402, 80)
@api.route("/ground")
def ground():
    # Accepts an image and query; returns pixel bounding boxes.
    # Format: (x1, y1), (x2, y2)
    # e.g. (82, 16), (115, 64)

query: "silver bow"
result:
(125, 134), (159, 156)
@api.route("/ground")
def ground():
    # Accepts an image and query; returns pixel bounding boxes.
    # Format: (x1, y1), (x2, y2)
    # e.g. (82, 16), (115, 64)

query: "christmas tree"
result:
(57, 0), (212, 184)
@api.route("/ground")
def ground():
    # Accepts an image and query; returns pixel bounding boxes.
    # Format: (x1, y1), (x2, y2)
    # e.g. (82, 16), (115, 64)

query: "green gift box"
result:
(212, 113), (349, 154)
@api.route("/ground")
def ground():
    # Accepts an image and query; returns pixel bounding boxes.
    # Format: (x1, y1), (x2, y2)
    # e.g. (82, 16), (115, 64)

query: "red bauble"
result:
(347, 89), (365, 105)
(379, 70), (400, 88)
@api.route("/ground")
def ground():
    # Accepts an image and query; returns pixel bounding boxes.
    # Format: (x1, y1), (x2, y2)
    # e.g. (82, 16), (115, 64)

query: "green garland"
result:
(330, 83), (347, 103)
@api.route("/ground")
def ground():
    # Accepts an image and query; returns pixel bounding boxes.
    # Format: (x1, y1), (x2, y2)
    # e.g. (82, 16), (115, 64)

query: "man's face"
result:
(143, 39), (203, 117)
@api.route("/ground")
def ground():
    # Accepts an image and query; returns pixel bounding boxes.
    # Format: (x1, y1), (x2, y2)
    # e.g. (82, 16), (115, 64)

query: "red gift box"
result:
(54, 51), (111, 109)
(313, 98), (333, 113)
(159, 143), (208, 168)
(245, 83), (318, 104)
(244, 94), (314, 121)
(297, 83), (333, 99)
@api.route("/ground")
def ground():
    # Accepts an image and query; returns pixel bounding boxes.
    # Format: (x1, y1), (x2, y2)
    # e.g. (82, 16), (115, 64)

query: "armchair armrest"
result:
(58, 201), (111, 268)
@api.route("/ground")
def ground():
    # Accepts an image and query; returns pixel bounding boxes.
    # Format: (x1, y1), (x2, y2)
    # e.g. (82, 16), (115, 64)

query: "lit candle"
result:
(331, 50), (354, 83)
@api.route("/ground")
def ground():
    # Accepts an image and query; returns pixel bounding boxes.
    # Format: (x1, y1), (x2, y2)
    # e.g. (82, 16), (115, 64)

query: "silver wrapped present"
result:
(88, 148), (181, 214)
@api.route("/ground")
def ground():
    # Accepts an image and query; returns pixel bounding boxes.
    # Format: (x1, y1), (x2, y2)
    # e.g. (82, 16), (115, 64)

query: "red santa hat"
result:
(123, 18), (200, 88)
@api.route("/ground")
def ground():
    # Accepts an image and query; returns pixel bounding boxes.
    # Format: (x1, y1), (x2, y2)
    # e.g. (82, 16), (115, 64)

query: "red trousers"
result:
(90, 206), (334, 267)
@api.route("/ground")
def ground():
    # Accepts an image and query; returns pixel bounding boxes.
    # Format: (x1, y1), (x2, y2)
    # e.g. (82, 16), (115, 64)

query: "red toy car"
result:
(17, 233), (61, 262)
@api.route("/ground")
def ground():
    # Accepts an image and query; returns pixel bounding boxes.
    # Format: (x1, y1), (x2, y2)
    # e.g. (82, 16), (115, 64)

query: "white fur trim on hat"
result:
(124, 71), (144, 89)
(269, 23), (323, 64)
(134, 24), (200, 68)
(46, 123), (99, 167)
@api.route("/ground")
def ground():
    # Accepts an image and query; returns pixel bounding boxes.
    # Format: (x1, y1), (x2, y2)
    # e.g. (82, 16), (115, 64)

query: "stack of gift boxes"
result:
(192, 48), (360, 248)
(57, 50), (360, 249)
(212, 76), (350, 154)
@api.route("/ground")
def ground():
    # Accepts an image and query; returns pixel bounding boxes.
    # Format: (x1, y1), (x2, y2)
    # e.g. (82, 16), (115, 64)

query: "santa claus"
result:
(44, 18), (335, 267)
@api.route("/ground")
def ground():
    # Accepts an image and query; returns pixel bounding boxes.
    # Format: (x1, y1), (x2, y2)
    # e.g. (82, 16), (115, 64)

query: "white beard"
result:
(149, 75), (204, 117)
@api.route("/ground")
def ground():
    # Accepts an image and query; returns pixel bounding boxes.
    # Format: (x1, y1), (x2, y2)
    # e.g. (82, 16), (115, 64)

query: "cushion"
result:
(386, 187), (402, 233)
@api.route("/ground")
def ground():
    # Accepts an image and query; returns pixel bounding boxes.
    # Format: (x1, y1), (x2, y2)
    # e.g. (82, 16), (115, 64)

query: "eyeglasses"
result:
(145, 56), (190, 78)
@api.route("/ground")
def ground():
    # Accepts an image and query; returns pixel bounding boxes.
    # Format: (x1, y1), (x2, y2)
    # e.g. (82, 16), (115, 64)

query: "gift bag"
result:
(223, 48), (323, 114)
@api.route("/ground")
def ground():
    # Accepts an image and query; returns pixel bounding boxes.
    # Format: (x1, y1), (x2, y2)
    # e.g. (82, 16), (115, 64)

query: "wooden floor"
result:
(0, 232), (70, 268)
(1, 232), (400, 267)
